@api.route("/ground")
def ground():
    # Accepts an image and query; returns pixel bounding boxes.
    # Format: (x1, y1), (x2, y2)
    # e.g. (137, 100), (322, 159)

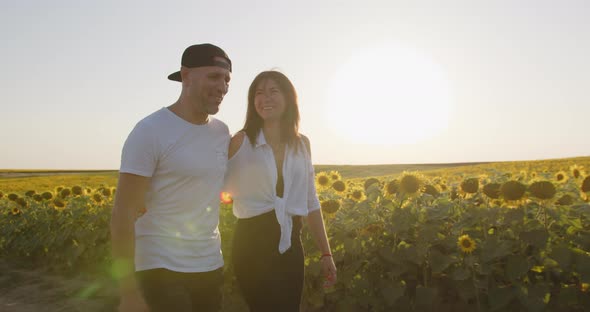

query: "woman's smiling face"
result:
(254, 78), (286, 122)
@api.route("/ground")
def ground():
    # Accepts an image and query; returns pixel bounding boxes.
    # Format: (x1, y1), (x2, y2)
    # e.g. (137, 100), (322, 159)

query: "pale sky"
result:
(1, 0), (589, 169)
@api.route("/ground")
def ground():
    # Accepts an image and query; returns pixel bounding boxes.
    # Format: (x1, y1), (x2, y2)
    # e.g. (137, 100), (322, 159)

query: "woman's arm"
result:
(306, 207), (337, 287)
(228, 131), (245, 159)
(306, 209), (332, 255)
(302, 134), (337, 287)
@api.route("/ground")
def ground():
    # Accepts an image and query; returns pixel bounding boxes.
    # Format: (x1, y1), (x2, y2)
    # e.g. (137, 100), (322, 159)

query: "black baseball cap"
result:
(167, 43), (232, 82)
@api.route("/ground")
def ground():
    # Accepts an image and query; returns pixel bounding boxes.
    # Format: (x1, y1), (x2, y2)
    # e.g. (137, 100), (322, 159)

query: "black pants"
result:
(135, 267), (223, 312)
(233, 210), (304, 312)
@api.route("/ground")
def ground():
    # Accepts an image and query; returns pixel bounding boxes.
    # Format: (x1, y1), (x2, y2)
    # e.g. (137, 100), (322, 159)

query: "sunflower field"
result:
(1, 158), (590, 311)
(0, 185), (114, 269)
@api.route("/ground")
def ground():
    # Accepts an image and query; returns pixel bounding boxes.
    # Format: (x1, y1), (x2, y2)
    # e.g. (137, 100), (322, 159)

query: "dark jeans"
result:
(135, 267), (223, 312)
(233, 210), (304, 312)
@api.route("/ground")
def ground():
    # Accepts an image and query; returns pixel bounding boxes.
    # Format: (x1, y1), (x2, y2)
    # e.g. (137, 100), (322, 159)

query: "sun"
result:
(324, 42), (453, 145)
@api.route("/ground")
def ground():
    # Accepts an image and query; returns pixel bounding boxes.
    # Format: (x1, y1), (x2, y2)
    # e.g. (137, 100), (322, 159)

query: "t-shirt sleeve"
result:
(119, 121), (158, 177)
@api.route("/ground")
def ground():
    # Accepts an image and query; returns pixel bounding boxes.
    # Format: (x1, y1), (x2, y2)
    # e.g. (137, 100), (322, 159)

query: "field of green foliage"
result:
(1, 157), (590, 311)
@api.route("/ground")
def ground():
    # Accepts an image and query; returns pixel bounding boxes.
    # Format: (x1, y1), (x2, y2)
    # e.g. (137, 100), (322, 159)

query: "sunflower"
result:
(60, 188), (71, 198)
(500, 180), (527, 201)
(7, 193), (18, 201)
(321, 199), (341, 214)
(316, 172), (330, 189)
(581, 176), (590, 193)
(101, 187), (112, 197)
(479, 174), (490, 184)
(331, 180), (346, 193)
(350, 189), (366, 202)
(384, 179), (400, 196)
(528, 180), (556, 200)
(363, 178), (380, 191)
(11, 207), (21, 215)
(33, 194), (43, 202)
(457, 234), (476, 253)
(483, 183), (502, 199)
(92, 193), (103, 203)
(423, 184), (440, 197)
(554, 171), (568, 184)
(460, 178), (479, 194)
(53, 198), (66, 210)
(16, 198), (27, 208)
(555, 194), (575, 206)
(25, 190), (35, 197)
(41, 191), (53, 200)
(570, 165), (585, 179)
(329, 171), (342, 181)
(399, 172), (423, 195)
(480, 177), (492, 186)
(72, 186), (83, 196)
(361, 223), (383, 236)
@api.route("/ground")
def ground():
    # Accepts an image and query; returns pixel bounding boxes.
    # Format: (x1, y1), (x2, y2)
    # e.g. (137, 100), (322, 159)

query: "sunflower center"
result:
(557, 174), (564, 181)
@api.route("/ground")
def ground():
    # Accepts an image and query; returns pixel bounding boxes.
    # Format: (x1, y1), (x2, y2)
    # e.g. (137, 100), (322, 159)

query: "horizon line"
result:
(2, 155), (588, 172)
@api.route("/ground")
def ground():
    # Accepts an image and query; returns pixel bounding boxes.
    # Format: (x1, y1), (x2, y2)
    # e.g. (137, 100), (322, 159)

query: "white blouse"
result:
(224, 131), (321, 253)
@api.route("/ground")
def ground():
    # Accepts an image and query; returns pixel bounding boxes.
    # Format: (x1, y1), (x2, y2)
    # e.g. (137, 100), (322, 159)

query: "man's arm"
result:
(110, 172), (151, 310)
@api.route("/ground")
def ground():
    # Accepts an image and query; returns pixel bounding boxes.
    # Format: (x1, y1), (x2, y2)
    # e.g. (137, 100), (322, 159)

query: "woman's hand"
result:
(320, 255), (337, 288)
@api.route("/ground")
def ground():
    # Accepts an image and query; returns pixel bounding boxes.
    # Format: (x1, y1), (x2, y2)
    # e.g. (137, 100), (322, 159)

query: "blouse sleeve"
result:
(302, 135), (321, 212)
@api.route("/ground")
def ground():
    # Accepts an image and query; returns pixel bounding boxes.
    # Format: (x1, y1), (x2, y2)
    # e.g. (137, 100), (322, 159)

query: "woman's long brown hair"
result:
(242, 71), (301, 153)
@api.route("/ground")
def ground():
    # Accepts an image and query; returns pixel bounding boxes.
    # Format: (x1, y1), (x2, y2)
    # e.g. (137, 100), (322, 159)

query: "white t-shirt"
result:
(224, 131), (321, 253)
(120, 107), (230, 272)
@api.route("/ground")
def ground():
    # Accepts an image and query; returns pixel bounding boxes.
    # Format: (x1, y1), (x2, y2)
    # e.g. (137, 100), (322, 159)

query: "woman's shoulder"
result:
(229, 131), (246, 158)
(298, 133), (311, 156)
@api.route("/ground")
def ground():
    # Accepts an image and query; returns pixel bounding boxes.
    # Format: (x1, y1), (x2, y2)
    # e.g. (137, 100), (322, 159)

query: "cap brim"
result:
(168, 71), (181, 82)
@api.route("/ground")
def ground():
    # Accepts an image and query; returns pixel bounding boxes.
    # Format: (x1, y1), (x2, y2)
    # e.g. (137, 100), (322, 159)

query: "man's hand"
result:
(111, 173), (151, 312)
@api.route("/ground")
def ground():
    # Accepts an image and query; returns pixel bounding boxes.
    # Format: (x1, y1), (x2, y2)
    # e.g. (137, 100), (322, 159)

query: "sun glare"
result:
(324, 43), (453, 145)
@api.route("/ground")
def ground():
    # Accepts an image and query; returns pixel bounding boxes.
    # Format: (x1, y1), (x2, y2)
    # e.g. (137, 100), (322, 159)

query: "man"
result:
(110, 43), (232, 312)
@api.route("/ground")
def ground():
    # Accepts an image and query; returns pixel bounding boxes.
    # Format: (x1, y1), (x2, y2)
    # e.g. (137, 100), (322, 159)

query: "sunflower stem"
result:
(397, 193), (406, 210)
(423, 250), (429, 288)
(423, 264), (428, 288)
(543, 204), (550, 230)
(471, 265), (482, 312)
(535, 204), (543, 220)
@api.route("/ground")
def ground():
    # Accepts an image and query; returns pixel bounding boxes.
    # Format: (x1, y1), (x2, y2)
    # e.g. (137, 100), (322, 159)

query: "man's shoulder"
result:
(208, 117), (230, 134)
(209, 116), (228, 127)
(127, 108), (160, 130)
(139, 107), (168, 125)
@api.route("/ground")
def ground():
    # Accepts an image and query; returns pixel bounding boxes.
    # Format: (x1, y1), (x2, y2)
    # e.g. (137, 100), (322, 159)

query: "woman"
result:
(224, 70), (337, 311)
